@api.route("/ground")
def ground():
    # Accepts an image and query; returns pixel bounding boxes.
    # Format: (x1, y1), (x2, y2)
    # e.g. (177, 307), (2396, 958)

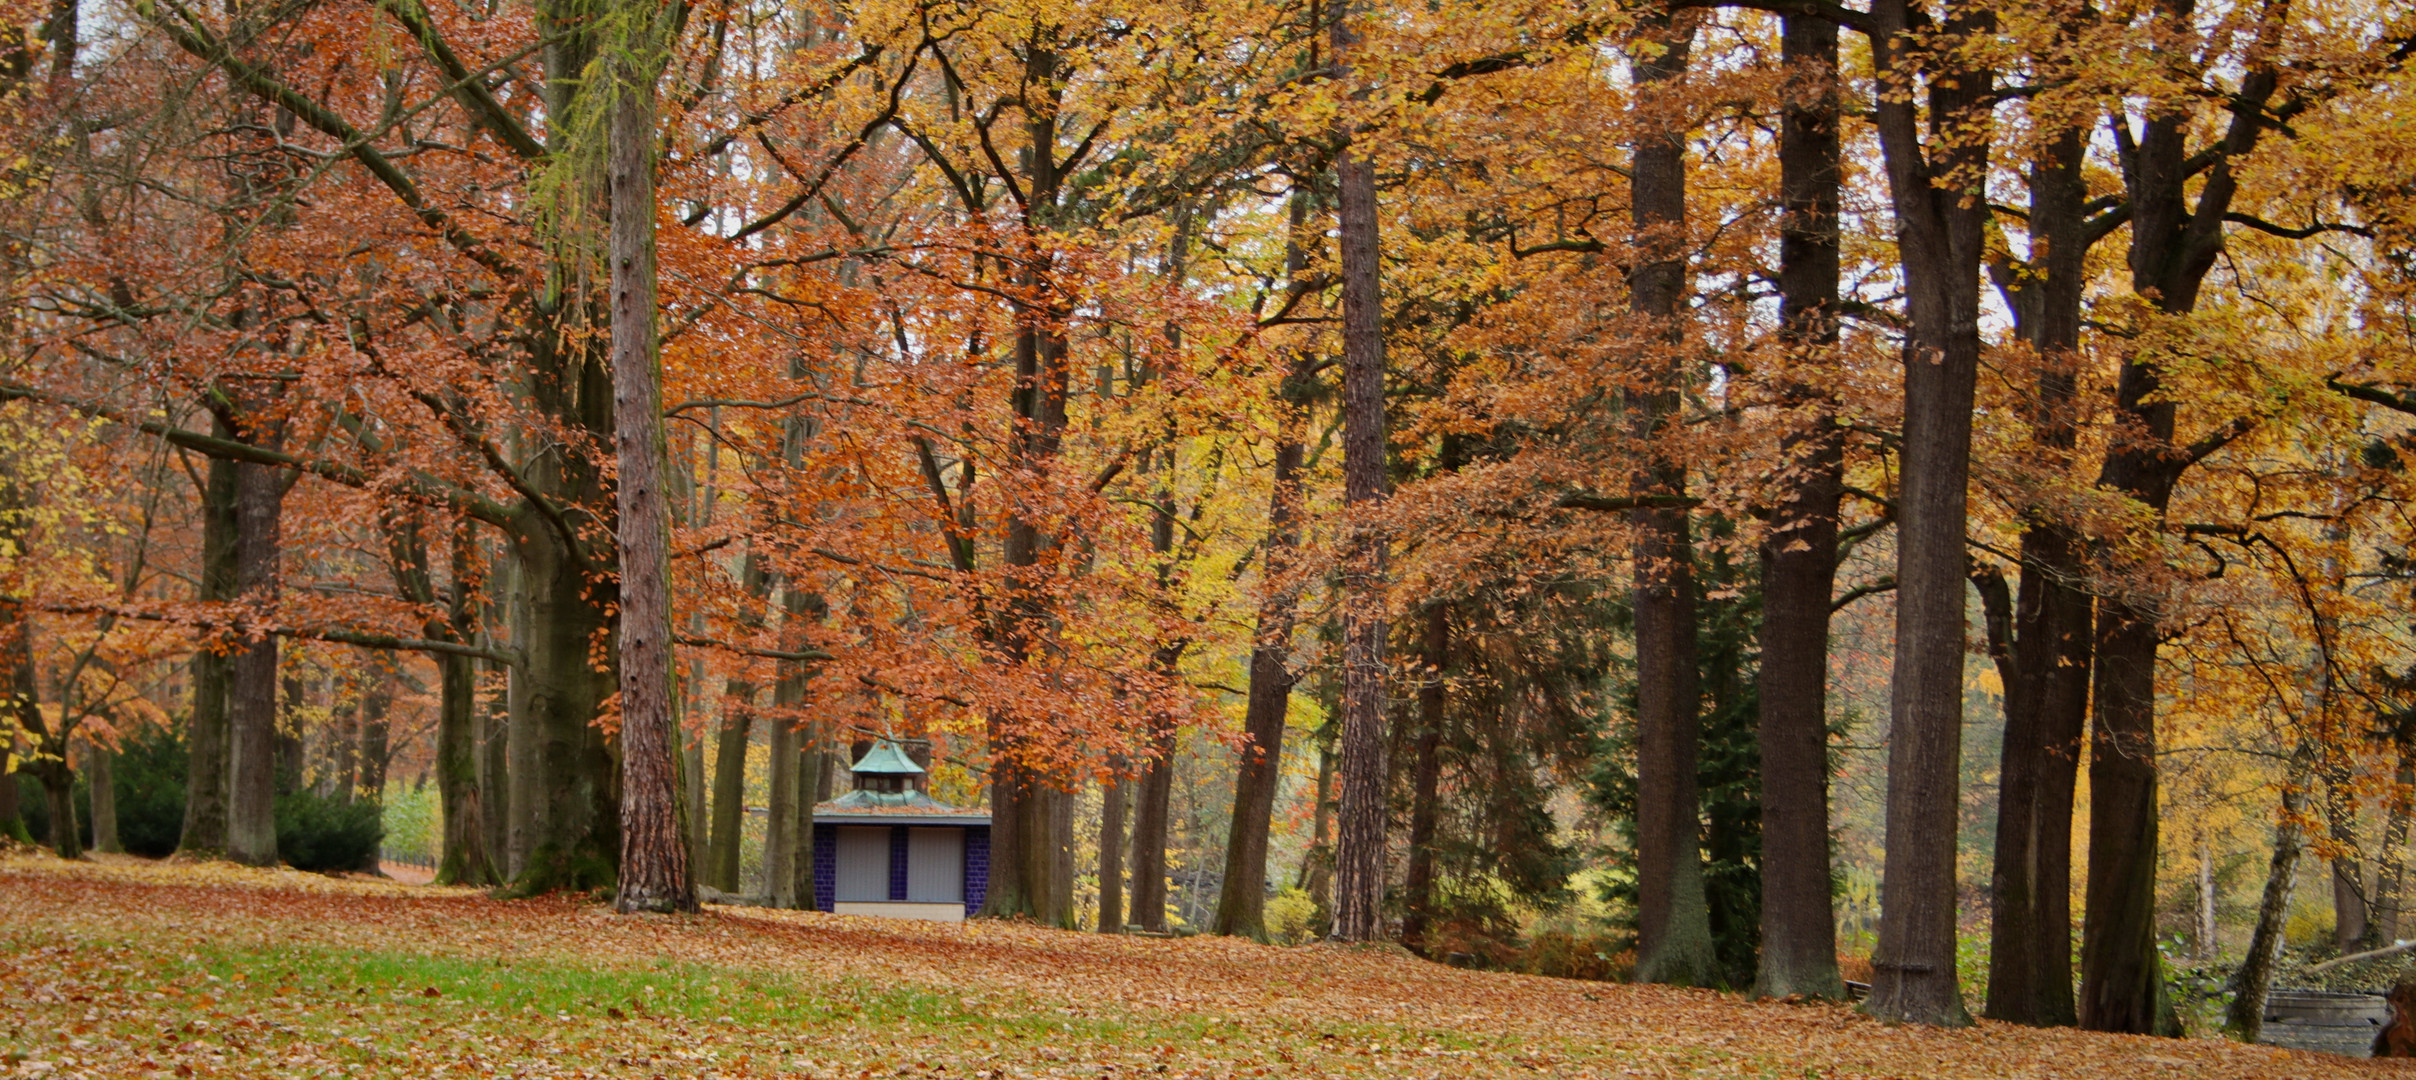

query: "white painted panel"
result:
(906, 828), (963, 903)
(836, 826), (891, 902)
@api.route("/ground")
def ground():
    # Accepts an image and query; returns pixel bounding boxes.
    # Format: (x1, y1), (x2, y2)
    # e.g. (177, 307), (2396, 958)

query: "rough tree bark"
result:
(1754, 9), (1846, 1002)
(1865, 0), (1991, 1027)
(1328, 4), (1392, 944)
(1400, 602), (1450, 950)
(607, 19), (695, 915)
(1625, 10), (1717, 988)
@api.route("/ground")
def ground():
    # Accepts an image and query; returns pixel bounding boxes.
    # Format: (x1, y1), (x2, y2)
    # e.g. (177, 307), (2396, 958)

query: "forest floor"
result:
(0, 853), (2400, 1080)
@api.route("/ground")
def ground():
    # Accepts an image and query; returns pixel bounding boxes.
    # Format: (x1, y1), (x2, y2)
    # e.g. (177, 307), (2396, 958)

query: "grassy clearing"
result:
(0, 853), (2398, 1079)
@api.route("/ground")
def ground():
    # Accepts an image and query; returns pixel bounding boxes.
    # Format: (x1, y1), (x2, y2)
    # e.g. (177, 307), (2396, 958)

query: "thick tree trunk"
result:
(85, 739), (118, 854)
(179, 447), (238, 857)
(499, 517), (621, 894)
(1983, 125), (2093, 1029)
(2080, 603), (2169, 1033)
(38, 759), (76, 859)
(607, 30), (694, 915)
(1863, 0), (1991, 1027)
(1328, 14), (1392, 941)
(1400, 603), (1449, 950)
(225, 452), (285, 868)
(1099, 774), (1128, 932)
(980, 44), (1077, 929)
(1130, 719), (1176, 932)
(356, 675), (392, 800)
(1754, 10), (1845, 1003)
(1625, 12), (1715, 987)
(2226, 743), (2315, 1041)
(421, 527), (498, 886)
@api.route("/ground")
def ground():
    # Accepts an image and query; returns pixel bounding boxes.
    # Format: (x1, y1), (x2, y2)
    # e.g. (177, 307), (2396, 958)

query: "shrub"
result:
(112, 725), (188, 857)
(274, 790), (384, 873)
(1264, 886), (1321, 945)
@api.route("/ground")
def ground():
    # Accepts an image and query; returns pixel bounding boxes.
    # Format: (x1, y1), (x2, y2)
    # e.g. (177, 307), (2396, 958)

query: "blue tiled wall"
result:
(811, 824), (836, 912)
(964, 825), (989, 917)
(888, 826), (910, 902)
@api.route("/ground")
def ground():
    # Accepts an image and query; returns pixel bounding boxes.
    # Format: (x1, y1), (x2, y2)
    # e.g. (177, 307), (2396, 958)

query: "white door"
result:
(906, 828), (963, 903)
(835, 826), (890, 902)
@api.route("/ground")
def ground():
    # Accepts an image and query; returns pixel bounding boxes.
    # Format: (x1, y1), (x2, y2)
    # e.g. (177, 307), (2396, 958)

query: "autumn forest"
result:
(3, 0), (2416, 1068)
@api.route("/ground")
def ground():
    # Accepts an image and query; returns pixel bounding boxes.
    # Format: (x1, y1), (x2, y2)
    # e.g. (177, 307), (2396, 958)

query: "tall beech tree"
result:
(1625, 9), (1717, 988)
(1754, 8), (1847, 1003)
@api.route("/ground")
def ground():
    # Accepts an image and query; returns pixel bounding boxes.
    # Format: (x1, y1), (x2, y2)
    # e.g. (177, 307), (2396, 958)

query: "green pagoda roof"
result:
(851, 739), (926, 775)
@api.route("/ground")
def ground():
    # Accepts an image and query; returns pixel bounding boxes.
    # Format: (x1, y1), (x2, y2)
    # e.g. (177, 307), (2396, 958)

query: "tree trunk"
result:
(225, 451), (285, 868)
(1099, 774), (1127, 932)
(2198, 842), (2221, 960)
(762, 705), (798, 902)
(682, 697), (706, 871)
(979, 42), (1077, 929)
(1863, 0), (1991, 1027)
(439, 530), (498, 885)
(1983, 124), (2094, 1029)
(607, 23), (694, 915)
(1400, 603), (1449, 950)
(1302, 721), (1337, 929)
(85, 738), (118, 854)
(179, 445), (238, 857)
(1625, 11), (1715, 987)
(2374, 740), (2414, 944)
(1131, 720), (1176, 932)
(0, 735), (20, 844)
(1328, 8), (1391, 942)
(2226, 743), (2315, 1041)
(0, 480), (35, 848)
(357, 674), (392, 801)
(38, 758), (76, 859)
(705, 556), (767, 892)
(2329, 766), (2370, 951)
(1213, 191), (1316, 941)
(479, 547), (513, 871)
(2080, 601), (2169, 1033)
(1754, 9), (1845, 1003)
(761, 583), (817, 908)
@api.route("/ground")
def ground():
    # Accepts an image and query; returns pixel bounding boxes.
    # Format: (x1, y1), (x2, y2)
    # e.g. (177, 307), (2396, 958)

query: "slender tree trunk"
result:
(225, 450), (286, 867)
(1215, 191), (1315, 941)
(1983, 124), (2094, 1029)
(682, 696), (706, 870)
(1400, 603), (1449, 950)
(85, 738), (118, 854)
(1099, 774), (1127, 932)
(2328, 766), (2370, 951)
(178, 444), (238, 857)
(1754, 9), (1845, 1003)
(0, 736), (20, 844)
(1625, 11), (1715, 986)
(763, 583), (818, 908)
(1302, 722), (1337, 929)
(2226, 743), (2315, 1041)
(706, 556), (766, 892)
(608, 23), (694, 915)
(478, 547), (513, 871)
(1863, 0), (1991, 1027)
(2198, 842), (2221, 959)
(2374, 740), (2415, 944)
(1328, 8), (1391, 943)
(0, 476), (35, 849)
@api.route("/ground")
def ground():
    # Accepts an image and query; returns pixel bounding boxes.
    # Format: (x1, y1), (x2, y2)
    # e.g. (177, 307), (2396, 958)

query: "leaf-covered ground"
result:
(0, 854), (2397, 1079)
